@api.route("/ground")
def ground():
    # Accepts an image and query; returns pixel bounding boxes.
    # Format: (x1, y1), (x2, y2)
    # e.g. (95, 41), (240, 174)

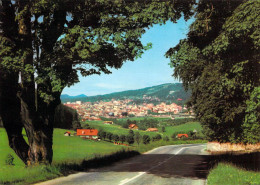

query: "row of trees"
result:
(97, 129), (164, 145)
(166, 0), (260, 143)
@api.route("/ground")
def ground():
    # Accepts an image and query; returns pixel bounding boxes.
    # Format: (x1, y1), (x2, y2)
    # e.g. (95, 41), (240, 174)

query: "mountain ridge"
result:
(61, 83), (190, 105)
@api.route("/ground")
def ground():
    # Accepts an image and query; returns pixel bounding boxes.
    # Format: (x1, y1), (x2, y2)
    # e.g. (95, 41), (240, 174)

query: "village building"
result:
(177, 134), (188, 139)
(104, 121), (113, 125)
(64, 131), (71, 136)
(129, 124), (138, 130)
(146, 128), (158, 132)
(77, 129), (99, 140)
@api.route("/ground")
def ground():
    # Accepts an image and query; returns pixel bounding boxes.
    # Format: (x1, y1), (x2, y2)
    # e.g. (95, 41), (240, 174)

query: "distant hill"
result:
(61, 83), (191, 105)
(61, 94), (87, 103)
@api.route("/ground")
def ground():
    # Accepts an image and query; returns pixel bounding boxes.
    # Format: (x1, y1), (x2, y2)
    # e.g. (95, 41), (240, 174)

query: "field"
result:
(83, 117), (203, 138)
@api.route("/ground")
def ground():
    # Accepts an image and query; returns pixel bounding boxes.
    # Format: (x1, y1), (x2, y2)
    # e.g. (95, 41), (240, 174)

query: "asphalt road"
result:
(36, 144), (210, 185)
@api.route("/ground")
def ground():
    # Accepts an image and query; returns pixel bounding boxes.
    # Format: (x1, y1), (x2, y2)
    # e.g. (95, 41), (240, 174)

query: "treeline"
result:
(98, 129), (162, 145)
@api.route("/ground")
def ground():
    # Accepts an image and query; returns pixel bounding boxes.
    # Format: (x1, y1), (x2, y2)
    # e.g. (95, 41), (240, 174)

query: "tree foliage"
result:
(166, 0), (260, 143)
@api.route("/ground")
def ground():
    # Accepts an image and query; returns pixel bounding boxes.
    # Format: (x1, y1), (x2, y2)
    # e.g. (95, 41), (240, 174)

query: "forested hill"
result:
(61, 83), (191, 105)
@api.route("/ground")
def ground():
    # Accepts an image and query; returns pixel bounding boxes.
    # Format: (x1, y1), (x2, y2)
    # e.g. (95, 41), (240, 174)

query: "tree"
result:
(128, 129), (135, 137)
(119, 135), (126, 143)
(106, 132), (113, 142)
(143, 135), (151, 145)
(101, 131), (107, 141)
(161, 126), (166, 132)
(163, 136), (170, 141)
(0, 0), (195, 165)
(135, 132), (141, 145)
(112, 134), (119, 143)
(126, 134), (135, 145)
(166, 0), (260, 143)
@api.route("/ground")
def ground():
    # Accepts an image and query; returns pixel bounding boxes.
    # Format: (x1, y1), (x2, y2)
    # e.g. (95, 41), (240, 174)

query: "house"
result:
(77, 129), (99, 140)
(129, 124), (138, 130)
(104, 121), (113, 125)
(177, 134), (188, 139)
(64, 131), (71, 136)
(146, 128), (158, 132)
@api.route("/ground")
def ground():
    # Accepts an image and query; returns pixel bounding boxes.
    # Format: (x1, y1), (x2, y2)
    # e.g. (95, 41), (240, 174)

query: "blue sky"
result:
(62, 17), (193, 96)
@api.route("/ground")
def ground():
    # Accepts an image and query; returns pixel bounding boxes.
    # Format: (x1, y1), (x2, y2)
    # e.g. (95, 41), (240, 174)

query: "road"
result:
(36, 144), (210, 185)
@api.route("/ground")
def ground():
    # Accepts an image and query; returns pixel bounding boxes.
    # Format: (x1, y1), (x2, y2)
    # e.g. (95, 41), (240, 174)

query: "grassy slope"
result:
(84, 120), (158, 137)
(0, 128), (125, 184)
(164, 122), (202, 136)
(207, 163), (260, 185)
(84, 119), (202, 138)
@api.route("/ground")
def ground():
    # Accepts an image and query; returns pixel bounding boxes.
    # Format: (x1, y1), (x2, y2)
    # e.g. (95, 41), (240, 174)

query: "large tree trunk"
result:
(0, 72), (29, 164)
(0, 0), (29, 164)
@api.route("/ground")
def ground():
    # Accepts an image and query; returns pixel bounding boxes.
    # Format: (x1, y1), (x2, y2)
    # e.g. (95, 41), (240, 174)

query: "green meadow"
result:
(84, 118), (203, 138)
(0, 128), (126, 184)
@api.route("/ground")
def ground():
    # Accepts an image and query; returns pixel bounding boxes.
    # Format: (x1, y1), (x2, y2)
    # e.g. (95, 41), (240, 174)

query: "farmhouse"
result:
(64, 131), (71, 136)
(146, 128), (158, 132)
(177, 134), (188, 139)
(129, 124), (138, 130)
(77, 129), (99, 140)
(104, 121), (113, 125)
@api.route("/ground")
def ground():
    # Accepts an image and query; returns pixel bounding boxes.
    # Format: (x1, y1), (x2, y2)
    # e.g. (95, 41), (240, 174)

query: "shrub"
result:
(163, 136), (170, 141)
(119, 135), (126, 143)
(106, 132), (113, 142)
(126, 134), (134, 145)
(135, 132), (141, 145)
(143, 135), (151, 144)
(112, 134), (119, 142)
(5, 154), (14, 166)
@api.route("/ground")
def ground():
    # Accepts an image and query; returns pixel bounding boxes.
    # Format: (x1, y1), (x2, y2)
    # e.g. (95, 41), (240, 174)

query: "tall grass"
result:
(207, 162), (260, 185)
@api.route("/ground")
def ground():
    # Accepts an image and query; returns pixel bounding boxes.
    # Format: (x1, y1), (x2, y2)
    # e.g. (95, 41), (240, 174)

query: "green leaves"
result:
(166, 0), (260, 143)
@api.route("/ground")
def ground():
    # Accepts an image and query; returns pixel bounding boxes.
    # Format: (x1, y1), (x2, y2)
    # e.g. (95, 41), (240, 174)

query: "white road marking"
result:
(119, 172), (146, 185)
(119, 144), (205, 185)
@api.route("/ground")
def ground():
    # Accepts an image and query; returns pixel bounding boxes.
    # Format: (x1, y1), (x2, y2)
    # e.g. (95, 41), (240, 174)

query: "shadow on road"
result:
(59, 150), (259, 180)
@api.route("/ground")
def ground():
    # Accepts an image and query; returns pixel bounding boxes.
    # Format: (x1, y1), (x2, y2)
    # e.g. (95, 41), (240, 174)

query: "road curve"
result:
(35, 144), (210, 185)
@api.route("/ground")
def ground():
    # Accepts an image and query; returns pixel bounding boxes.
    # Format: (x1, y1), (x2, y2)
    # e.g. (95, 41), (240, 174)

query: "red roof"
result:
(129, 124), (138, 128)
(77, 129), (98, 136)
(177, 98), (183, 101)
(177, 134), (188, 138)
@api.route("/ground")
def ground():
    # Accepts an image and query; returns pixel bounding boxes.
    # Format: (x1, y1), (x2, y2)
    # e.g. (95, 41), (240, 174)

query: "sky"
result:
(62, 17), (193, 96)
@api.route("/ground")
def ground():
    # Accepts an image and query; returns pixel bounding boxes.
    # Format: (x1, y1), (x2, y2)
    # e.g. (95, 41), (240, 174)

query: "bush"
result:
(143, 135), (151, 144)
(5, 154), (14, 166)
(112, 134), (119, 142)
(135, 132), (141, 145)
(119, 135), (126, 143)
(126, 134), (134, 145)
(163, 136), (170, 141)
(106, 132), (113, 142)
(152, 134), (162, 141)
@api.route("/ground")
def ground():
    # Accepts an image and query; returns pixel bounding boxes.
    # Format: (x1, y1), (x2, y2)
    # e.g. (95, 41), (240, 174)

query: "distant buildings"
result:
(64, 99), (184, 121)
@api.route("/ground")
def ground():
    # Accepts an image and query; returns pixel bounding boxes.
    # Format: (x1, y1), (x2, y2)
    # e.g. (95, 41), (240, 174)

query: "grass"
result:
(207, 162), (260, 185)
(164, 121), (202, 136)
(84, 120), (159, 137)
(0, 128), (126, 184)
(84, 119), (203, 138)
